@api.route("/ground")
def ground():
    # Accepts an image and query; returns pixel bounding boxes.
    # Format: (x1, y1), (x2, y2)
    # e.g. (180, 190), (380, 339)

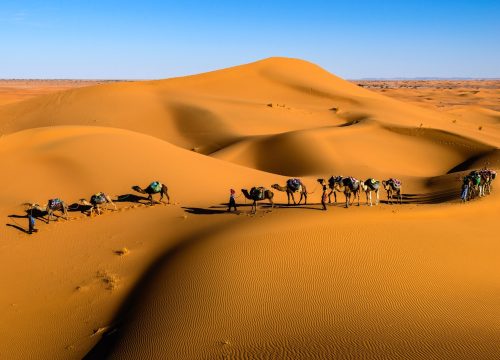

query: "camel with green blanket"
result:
(132, 181), (170, 205)
(80, 192), (117, 216)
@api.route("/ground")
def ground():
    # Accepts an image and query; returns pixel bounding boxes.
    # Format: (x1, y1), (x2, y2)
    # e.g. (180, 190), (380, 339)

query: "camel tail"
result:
(132, 185), (146, 194)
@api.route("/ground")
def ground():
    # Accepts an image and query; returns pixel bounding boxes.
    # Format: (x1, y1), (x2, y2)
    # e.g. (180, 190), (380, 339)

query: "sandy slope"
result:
(0, 58), (498, 359)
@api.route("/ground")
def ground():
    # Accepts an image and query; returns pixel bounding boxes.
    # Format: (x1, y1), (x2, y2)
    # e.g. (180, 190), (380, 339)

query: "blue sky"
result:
(1, 0), (499, 79)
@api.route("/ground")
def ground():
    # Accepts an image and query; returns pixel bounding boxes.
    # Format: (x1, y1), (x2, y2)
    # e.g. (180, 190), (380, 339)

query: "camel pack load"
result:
(287, 178), (301, 192)
(250, 187), (265, 200)
(91, 193), (106, 204)
(48, 198), (62, 208)
(148, 181), (162, 193)
(390, 178), (402, 188)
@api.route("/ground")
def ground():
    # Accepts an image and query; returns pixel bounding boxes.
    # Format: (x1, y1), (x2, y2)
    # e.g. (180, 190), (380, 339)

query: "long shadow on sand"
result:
(183, 203), (329, 215)
(83, 220), (245, 359)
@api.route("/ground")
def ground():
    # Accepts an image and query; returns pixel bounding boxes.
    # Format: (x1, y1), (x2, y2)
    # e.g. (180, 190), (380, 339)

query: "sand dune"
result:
(0, 58), (498, 359)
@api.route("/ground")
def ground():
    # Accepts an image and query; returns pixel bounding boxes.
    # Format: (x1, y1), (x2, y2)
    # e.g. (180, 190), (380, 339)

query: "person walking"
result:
(28, 208), (38, 234)
(321, 184), (328, 210)
(228, 189), (238, 212)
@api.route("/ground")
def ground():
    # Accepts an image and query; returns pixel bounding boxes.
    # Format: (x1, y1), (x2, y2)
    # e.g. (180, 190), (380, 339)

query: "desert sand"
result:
(0, 58), (498, 359)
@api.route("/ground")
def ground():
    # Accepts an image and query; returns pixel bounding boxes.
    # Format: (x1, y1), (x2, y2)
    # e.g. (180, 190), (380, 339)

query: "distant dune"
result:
(0, 58), (498, 360)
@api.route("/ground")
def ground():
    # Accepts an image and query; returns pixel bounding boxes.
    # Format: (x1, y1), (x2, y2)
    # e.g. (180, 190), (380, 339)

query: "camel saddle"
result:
(287, 178), (301, 192)
(48, 198), (61, 208)
(390, 178), (401, 187)
(148, 181), (162, 193)
(92, 193), (106, 203)
(250, 187), (265, 200)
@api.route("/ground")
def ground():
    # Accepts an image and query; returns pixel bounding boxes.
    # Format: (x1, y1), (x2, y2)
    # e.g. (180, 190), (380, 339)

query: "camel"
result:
(483, 169), (496, 195)
(462, 174), (478, 201)
(332, 177), (361, 208)
(241, 187), (274, 214)
(326, 176), (343, 204)
(382, 178), (402, 204)
(132, 181), (170, 205)
(30, 198), (68, 222)
(359, 178), (380, 206)
(80, 192), (117, 216)
(271, 178), (308, 205)
(478, 169), (496, 196)
(466, 171), (483, 199)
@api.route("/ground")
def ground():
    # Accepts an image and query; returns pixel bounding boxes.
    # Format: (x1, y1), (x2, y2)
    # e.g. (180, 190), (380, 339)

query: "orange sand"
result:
(0, 58), (498, 359)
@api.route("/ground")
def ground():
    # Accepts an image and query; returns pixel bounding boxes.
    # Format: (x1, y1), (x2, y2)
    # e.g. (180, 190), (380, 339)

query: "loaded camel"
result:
(327, 176), (343, 204)
(241, 187), (274, 214)
(30, 198), (68, 222)
(359, 178), (380, 206)
(271, 178), (308, 205)
(332, 177), (361, 208)
(80, 192), (117, 216)
(132, 181), (170, 206)
(382, 178), (402, 204)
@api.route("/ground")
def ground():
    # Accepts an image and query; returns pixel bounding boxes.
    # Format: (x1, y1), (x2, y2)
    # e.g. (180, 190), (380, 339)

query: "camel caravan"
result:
(19, 168), (495, 230)
(461, 169), (496, 202)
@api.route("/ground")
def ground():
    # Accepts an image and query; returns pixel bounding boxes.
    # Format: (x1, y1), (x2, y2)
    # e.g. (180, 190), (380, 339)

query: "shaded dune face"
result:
(0, 58), (499, 360)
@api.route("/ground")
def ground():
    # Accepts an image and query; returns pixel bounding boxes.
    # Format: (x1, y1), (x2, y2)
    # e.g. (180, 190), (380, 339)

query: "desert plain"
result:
(0, 58), (499, 359)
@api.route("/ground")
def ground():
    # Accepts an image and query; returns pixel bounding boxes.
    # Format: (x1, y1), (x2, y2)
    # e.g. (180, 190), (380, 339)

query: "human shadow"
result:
(6, 223), (29, 234)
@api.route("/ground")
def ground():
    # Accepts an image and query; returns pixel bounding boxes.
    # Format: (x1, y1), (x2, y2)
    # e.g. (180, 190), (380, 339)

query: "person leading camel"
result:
(241, 187), (274, 214)
(271, 178), (308, 205)
(360, 178), (380, 206)
(30, 198), (69, 222)
(132, 181), (170, 206)
(316, 179), (329, 211)
(382, 178), (402, 204)
(227, 189), (237, 212)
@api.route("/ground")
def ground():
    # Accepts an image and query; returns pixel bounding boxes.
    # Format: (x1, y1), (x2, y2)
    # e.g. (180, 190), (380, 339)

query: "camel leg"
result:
(368, 192), (372, 206)
(108, 198), (117, 211)
(345, 192), (350, 208)
(328, 189), (333, 204)
(164, 189), (170, 204)
(376, 189), (379, 205)
(304, 192), (307, 205)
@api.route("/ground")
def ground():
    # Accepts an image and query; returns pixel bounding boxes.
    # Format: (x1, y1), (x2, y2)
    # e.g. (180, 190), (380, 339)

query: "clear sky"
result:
(1, 0), (499, 79)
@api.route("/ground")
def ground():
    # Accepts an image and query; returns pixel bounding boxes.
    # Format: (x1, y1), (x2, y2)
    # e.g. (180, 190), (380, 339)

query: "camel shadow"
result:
(379, 189), (461, 205)
(68, 203), (92, 213)
(183, 203), (254, 215)
(115, 194), (150, 204)
(183, 207), (232, 215)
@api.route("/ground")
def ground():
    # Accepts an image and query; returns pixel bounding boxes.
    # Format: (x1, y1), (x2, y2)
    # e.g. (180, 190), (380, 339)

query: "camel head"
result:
(271, 184), (281, 191)
(317, 178), (325, 185)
